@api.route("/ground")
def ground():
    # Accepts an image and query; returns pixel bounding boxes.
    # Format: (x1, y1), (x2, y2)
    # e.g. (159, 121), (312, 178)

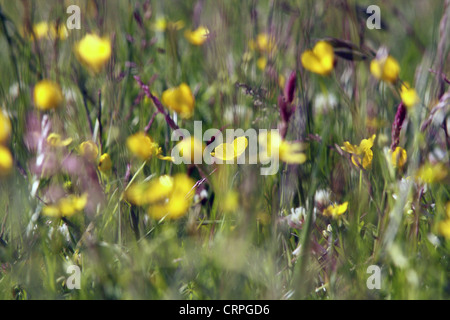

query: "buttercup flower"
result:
(75, 33), (112, 73)
(259, 131), (307, 164)
(370, 54), (400, 83)
(154, 17), (185, 32)
(400, 83), (419, 108)
(0, 111), (11, 144)
(34, 80), (64, 110)
(126, 174), (195, 220)
(416, 162), (448, 184)
(390, 146), (407, 169)
(47, 133), (72, 148)
(341, 135), (376, 169)
(98, 153), (113, 173)
(79, 141), (99, 162)
(249, 33), (276, 53)
(301, 41), (335, 76)
(438, 202), (450, 239)
(127, 132), (159, 161)
(31, 22), (68, 40)
(184, 26), (210, 46)
(257, 57), (267, 70)
(0, 146), (13, 176)
(127, 132), (173, 162)
(212, 136), (248, 161)
(323, 202), (348, 219)
(438, 219), (450, 239)
(161, 83), (195, 118)
(42, 194), (88, 218)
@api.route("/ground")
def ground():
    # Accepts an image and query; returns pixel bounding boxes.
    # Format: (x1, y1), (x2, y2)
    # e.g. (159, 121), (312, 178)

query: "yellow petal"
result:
(438, 219), (450, 239)
(213, 142), (236, 161)
(0, 111), (11, 144)
(362, 149), (373, 169)
(400, 83), (419, 108)
(391, 147), (407, 168)
(184, 26), (209, 46)
(98, 153), (113, 172)
(341, 141), (358, 154)
(79, 141), (99, 162)
(370, 55), (399, 83)
(279, 142), (307, 164)
(0, 146), (13, 176)
(233, 136), (248, 158)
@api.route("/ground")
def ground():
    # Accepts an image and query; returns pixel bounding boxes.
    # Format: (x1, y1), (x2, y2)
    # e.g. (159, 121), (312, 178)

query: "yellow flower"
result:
(32, 22), (50, 40)
(154, 17), (185, 31)
(212, 136), (248, 161)
(370, 55), (400, 83)
(42, 194), (88, 218)
(34, 80), (64, 111)
(437, 202), (450, 239)
(127, 132), (159, 161)
(416, 162), (448, 184)
(259, 131), (307, 164)
(323, 202), (348, 219)
(126, 132), (172, 162)
(0, 111), (11, 145)
(400, 83), (419, 108)
(98, 153), (112, 172)
(257, 56), (267, 70)
(53, 24), (69, 40)
(0, 146), (13, 176)
(222, 190), (239, 212)
(177, 137), (205, 163)
(278, 74), (286, 89)
(126, 175), (173, 206)
(249, 33), (276, 53)
(446, 202), (450, 219)
(341, 135), (376, 169)
(301, 41), (335, 76)
(75, 33), (111, 73)
(390, 146), (407, 169)
(161, 83), (195, 118)
(127, 174), (195, 220)
(31, 22), (68, 40)
(79, 141), (99, 162)
(184, 26), (209, 46)
(438, 219), (450, 239)
(148, 174), (195, 220)
(47, 133), (72, 148)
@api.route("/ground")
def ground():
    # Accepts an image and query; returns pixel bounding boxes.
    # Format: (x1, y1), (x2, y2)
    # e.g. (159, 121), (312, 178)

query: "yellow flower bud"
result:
(98, 153), (113, 172)
(79, 141), (99, 162)
(34, 80), (64, 110)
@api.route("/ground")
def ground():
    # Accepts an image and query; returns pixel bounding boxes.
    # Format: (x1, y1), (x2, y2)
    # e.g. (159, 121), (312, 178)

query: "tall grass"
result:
(0, 0), (449, 300)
